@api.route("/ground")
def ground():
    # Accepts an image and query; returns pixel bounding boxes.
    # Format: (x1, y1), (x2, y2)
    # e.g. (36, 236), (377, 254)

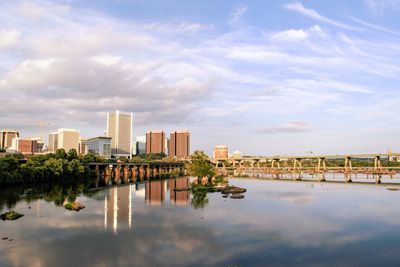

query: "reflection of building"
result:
(146, 131), (165, 154)
(169, 130), (190, 159)
(214, 145), (228, 159)
(104, 185), (133, 233)
(145, 180), (165, 205)
(169, 177), (190, 205)
(0, 129), (19, 149)
(83, 137), (112, 158)
(134, 136), (146, 155)
(107, 110), (133, 158)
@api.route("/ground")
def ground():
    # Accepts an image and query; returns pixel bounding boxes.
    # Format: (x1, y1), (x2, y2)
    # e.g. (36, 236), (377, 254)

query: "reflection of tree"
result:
(0, 180), (94, 210)
(191, 191), (209, 209)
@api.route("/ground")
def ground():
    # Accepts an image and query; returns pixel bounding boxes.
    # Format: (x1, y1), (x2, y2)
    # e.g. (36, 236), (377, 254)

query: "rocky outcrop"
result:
(0, 211), (24, 221)
(64, 202), (85, 211)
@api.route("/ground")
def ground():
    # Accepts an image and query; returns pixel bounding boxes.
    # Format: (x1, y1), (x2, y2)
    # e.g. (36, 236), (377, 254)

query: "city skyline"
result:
(1, 1), (400, 156)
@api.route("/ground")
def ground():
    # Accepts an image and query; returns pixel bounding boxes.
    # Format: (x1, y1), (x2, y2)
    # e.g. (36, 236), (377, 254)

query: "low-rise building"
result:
(213, 145), (228, 159)
(83, 137), (112, 158)
(0, 129), (19, 149)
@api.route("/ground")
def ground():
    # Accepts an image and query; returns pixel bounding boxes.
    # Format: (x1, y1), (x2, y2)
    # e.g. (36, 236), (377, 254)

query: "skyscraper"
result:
(145, 131), (165, 154)
(0, 129), (19, 149)
(107, 110), (133, 158)
(169, 130), (190, 159)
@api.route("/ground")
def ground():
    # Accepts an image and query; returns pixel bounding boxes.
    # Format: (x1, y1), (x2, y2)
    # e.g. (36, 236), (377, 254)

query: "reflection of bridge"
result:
(89, 162), (185, 186)
(212, 153), (400, 184)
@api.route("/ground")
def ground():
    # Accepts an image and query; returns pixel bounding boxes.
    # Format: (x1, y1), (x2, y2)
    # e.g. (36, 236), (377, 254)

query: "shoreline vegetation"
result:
(187, 151), (247, 205)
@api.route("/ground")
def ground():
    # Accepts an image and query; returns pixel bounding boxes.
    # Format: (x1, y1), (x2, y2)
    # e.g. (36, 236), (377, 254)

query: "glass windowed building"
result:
(83, 137), (112, 158)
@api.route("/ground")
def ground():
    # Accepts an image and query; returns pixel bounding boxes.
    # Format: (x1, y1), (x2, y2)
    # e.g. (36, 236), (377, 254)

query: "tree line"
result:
(0, 149), (104, 185)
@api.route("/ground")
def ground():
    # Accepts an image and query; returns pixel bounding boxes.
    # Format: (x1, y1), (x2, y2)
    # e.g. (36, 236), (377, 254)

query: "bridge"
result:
(211, 153), (400, 184)
(88, 161), (185, 186)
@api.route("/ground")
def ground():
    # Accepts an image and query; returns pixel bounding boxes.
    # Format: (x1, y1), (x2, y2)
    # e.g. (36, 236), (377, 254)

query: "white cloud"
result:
(351, 17), (400, 36)
(268, 25), (326, 42)
(228, 5), (248, 27)
(285, 2), (363, 31)
(364, 0), (400, 14)
(260, 121), (312, 134)
(19, 1), (69, 20)
(270, 29), (309, 42)
(0, 29), (21, 50)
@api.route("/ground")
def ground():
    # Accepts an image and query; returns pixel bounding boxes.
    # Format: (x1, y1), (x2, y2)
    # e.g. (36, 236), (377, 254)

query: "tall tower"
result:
(145, 131), (165, 154)
(107, 111), (133, 158)
(169, 130), (190, 159)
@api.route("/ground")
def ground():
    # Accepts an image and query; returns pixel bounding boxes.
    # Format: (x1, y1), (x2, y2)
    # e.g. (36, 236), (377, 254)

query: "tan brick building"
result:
(213, 145), (228, 159)
(169, 130), (190, 159)
(145, 131), (165, 154)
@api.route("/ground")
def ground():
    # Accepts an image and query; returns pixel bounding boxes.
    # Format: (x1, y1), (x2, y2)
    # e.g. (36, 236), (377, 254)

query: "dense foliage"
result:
(187, 150), (216, 179)
(0, 149), (104, 185)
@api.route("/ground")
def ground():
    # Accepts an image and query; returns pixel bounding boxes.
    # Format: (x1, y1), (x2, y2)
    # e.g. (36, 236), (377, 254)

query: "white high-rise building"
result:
(107, 110), (133, 158)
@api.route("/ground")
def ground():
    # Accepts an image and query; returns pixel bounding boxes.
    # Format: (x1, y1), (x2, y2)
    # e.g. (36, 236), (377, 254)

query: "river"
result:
(1, 177), (400, 266)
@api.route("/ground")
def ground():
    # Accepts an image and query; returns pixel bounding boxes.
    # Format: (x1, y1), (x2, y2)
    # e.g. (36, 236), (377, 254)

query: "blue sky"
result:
(1, 0), (400, 156)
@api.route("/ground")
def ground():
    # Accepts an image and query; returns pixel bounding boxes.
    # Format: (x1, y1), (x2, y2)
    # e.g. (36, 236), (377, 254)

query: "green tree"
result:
(67, 149), (78, 161)
(187, 150), (216, 179)
(55, 149), (67, 159)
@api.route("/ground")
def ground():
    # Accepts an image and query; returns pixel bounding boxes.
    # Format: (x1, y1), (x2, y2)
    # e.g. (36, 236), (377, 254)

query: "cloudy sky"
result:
(1, 0), (400, 156)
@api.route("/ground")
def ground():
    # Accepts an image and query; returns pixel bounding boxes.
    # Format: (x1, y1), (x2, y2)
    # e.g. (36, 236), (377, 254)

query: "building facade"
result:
(135, 136), (146, 155)
(57, 128), (80, 152)
(107, 111), (133, 158)
(213, 145), (228, 159)
(0, 129), (19, 149)
(48, 132), (58, 153)
(10, 138), (38, 154)
(83, 137), (112, 158)
(145, 131), (165, 154)
(169, 130), (190, 159)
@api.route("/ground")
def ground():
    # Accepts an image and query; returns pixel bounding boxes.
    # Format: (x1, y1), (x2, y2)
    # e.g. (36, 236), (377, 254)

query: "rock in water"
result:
(386, 187), (400, 191)
(230, 194), (245, 199)
(64, 202), (85, 211)
(0, 211), (24, 221)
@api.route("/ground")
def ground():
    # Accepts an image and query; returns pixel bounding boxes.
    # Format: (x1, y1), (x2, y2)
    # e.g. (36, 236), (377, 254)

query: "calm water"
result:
(1, 177), (400, 267)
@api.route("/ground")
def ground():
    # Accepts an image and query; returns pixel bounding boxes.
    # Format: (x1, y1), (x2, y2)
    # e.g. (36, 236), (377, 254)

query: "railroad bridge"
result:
(88, 161), (185, 186)
(212, 153), (400, 184)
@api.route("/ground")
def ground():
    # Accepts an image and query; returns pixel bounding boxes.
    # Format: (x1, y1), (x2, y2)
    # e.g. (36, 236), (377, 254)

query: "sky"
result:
(1, 0), (400, 156)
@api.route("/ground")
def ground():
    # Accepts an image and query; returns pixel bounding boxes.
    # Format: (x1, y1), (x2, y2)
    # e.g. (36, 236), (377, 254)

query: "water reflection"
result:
(2, 178), (400, 267)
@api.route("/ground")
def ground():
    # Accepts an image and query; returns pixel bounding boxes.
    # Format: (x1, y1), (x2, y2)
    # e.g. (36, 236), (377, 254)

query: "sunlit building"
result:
(169, 130), (190, 159)
(107, 110), (133, 158)
(145, 130), (165, 154)
(48, 132), (58, 153)
(57, 128), (80, 152)
(10, 137), (38, 154)
(213, 145), (228, 159)
(0, 129), (19, 149)
(83, 137), (112, 158)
